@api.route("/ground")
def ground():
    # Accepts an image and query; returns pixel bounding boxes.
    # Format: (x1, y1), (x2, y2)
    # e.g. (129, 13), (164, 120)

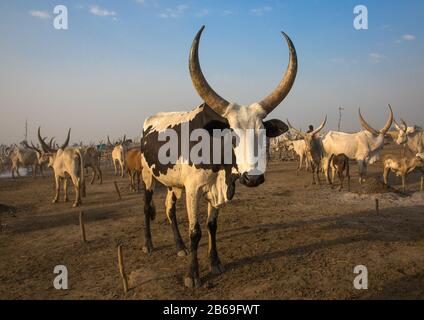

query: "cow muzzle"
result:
(239, 172), (265, 187)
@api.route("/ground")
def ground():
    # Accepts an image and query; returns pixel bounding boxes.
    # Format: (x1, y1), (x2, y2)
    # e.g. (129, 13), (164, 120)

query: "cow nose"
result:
(240, 172), (265, 187)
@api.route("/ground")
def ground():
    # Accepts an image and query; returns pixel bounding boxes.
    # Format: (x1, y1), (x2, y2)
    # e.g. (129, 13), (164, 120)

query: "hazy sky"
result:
(1, 0), (423, 144)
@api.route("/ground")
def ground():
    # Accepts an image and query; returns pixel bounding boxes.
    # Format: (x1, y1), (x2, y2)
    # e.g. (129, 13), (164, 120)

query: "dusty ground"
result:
(0, 143), (423, 300)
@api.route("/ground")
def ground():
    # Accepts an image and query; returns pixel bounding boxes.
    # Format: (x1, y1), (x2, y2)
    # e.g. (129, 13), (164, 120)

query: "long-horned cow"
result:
(287, 117), (327, 184)
(38, 128), (85, 208)
(140, 26), (297, 288)
(22, 141), (51, 177)
(322, 105), (394, 184)
(394, 119), (423, 154)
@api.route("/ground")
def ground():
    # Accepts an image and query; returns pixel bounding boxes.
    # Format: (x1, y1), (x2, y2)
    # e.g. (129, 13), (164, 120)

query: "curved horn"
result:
(379, 104), (394, 135)
(286, 119), (305, 138)
(30, 142), (42, 154)
(401, 119), (408, 132)
(394, 119), (404, 132)
(311, 116), (327, 136)
(38, 127), (54, 153)
(22, 140), (34, 151)
(358, 109), (379, 136)
(259, 32), (298, 114)
(60, 129), (71, 150)
(189, 26), (230, 115)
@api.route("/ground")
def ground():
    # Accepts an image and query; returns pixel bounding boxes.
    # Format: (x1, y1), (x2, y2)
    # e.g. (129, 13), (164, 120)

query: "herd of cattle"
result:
(1, 26), (424, 288)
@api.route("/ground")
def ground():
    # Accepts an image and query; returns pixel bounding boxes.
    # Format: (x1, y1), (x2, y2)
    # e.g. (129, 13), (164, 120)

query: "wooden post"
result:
(117, 244), (129, 294)
(79, 211), (87, 242)
(114, 181), (122, 201)
(375, 198), (379, 214)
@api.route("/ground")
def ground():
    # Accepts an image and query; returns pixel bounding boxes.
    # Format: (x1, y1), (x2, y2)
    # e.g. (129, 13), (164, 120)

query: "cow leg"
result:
(33, 164), (37, 178)
(184, 187), (202, 288)
(63, 178), (69, 202)
(120, 162), (125, 178)
(90, 167), (96, 185)
(347, 164), (351, 192)
(420, 175), (423, 191)
(113, 160), (117, 176)
(166, 189), (188, 257)
(207, 203), (224, 275)
(141, 168), (155, 254)
(358, 160), (365, 184)
(98, 166), (103, 184)
(71, 175), (82, 208)
(323, 157), (331, 185)
(402, 175), (406, 193)
(338, 171), (343, 191)
(383, 166), (390, 185)
(53, 176), (60, 203)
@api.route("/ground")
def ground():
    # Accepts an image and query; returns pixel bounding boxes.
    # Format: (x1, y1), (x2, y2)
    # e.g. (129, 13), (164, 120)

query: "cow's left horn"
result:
(259, 32), (298, 115)
(358, 109), (379, 136)
(286, 119), (306, 138)
(380, 104), (394, 135)
(189, 26), (230, 116)
(60, 129), (71, 150)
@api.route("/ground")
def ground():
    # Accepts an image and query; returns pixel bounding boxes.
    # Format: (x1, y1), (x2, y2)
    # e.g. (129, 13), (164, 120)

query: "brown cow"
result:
(329, 153), (350, 191)
(125, 148), (142, 192)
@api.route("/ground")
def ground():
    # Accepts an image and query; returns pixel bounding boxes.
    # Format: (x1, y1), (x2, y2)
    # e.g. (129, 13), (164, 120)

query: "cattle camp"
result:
(1, 1), (424, 302)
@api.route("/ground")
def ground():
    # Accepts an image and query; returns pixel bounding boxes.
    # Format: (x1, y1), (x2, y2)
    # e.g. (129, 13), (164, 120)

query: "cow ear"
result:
(203, 120), (230, 135)
(263, 119), (289, 138)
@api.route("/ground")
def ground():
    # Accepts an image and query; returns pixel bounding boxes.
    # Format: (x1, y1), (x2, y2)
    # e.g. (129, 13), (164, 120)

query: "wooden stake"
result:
(117, 244), (129, 294)
(375, 198), (379, 214)
(79, 211), (87, 242)
(114, 181), (122, 201)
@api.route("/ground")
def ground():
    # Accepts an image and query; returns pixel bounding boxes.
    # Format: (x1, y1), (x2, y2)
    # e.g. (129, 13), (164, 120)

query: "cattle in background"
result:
(22, 141), (50, 177)
(140, 26), (296, 288)
(329, 154), (351, 191)
(38, 128), (85, 208)
(82, 147), (102, 185)
(394, 119), (423, 155)
(125, 148), (142, 192)
(287, 117), (327, 184)
(9, 146), (39, 178)
(383, 153), (424, 192)
(322, 105), (394, 184)
(109, 135), (130, 178)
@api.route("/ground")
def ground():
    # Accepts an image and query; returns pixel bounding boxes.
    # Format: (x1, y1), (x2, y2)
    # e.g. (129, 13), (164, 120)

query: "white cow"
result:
(322, 105), (393, 184)
(38, 128), (85, 208)
(394, 119), (423, 154)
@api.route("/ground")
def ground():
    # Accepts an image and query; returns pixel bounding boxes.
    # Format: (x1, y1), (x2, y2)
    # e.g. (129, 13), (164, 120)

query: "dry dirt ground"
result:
(0, 143), (423, 300)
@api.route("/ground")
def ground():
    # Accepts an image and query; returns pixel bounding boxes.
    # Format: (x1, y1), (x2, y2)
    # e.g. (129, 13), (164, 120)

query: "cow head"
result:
(189, 26), (297, 187)
(37, 127), (71, 166)
(287, 116), (327, 162)
(394, 119), (419, 145)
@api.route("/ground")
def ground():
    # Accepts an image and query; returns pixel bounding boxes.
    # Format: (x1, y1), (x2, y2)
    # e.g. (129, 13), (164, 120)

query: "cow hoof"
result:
(210, 263), (225, 275)
(72, 203), (80, 208)
(177, 249), (189, 257)
(184, 276), (201, 288)
(52, 199), (58, 204)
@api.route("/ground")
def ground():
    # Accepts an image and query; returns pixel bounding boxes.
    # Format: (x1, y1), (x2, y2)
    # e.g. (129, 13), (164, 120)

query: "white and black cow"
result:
(140, 26), (297, 288)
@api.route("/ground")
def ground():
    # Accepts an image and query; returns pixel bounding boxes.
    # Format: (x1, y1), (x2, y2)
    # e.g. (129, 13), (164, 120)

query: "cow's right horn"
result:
(38, 127), (54, 153)
(189, 26), (230, 116)
(60, 129), (71, 150)
(379, 104), (394, 135)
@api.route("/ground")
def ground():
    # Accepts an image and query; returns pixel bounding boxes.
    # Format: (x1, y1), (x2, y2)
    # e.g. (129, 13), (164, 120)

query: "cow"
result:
(9, 146), (39, 178)
(329, 154), (351, 191)
(125, 148), (143, 192)
(383, 153), (424, 192)
(288, 139), (309, 172)
(287, 117), (327, 184)
(109, 135), (129, 178)
(321, 105), (394, 184)
(38, 128), (85, 208)
(82, 147), (102, 185)
(22, 141), (51, 177)
(140, 26), (297, 288)
(394, 119), (423, 154)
